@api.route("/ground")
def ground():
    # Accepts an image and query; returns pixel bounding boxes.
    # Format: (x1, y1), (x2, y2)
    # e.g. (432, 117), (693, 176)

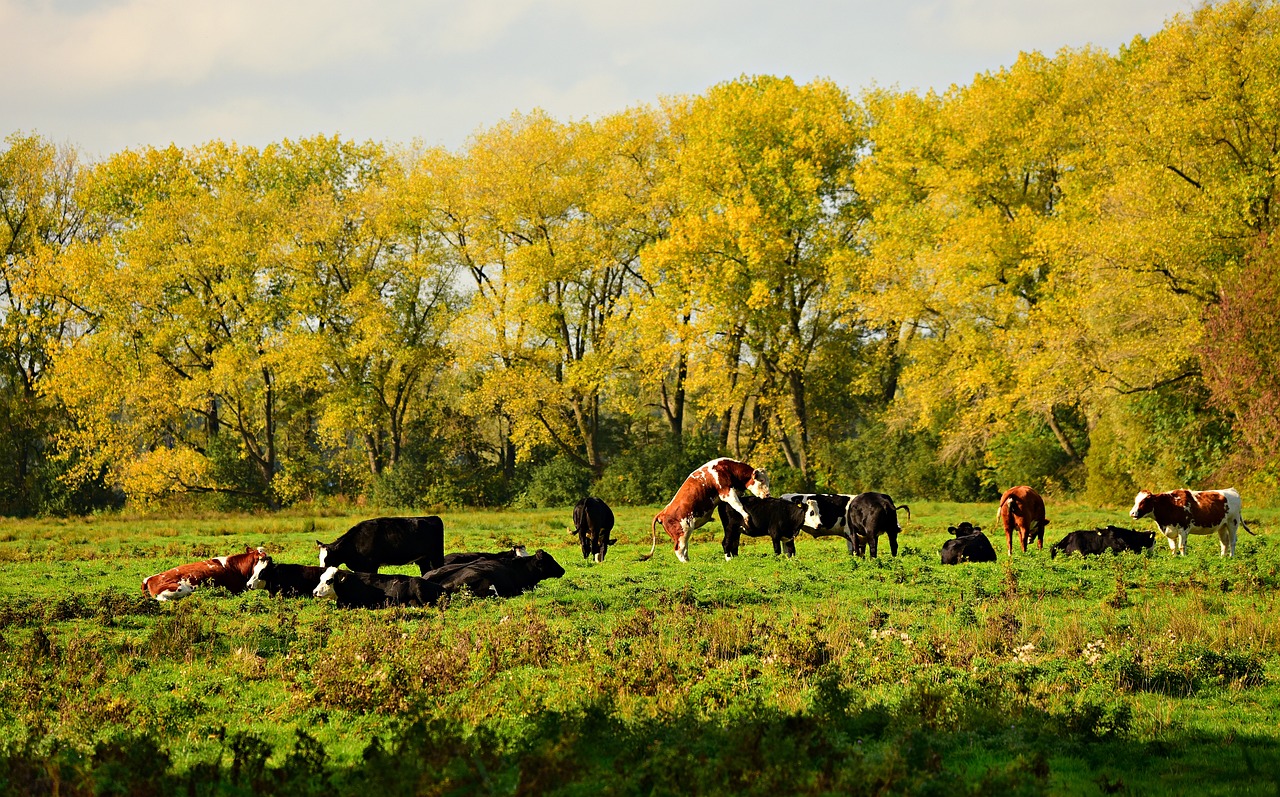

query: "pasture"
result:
(1, 501), (1279, 795)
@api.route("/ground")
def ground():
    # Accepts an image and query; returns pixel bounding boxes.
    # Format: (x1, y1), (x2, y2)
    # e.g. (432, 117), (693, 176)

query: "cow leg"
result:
(842, 533), (856, 555)
(783, 538), (796, 558)
(888, 532), (898, 557)
(676, 531), (691, 563)
(722, 528), (739, 560)
(868, 534), (878, 559)
(1178, 529), (1189, 555)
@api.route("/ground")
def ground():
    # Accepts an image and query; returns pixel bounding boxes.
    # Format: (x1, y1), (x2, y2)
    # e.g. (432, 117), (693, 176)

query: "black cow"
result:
(719, 492), (816, 559)
(312, 567), (444, 609)
(573, 497), (616, 562)
(1050, 526), (1157, 559)
(316, 516), (445, 574)
(845, 493), (910, 557)
(248, 562), (327, 598)
(940, 522), (997, 564)
(430, 549), (566, 598)
(783, 493), (856, 554)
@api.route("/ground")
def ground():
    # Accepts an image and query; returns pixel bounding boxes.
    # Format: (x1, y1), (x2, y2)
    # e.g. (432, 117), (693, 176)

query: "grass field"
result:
(1, 501), (1278, 795)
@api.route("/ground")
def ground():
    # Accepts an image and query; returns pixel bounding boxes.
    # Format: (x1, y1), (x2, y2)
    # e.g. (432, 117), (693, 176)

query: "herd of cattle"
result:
(139, 457), (1258, 607)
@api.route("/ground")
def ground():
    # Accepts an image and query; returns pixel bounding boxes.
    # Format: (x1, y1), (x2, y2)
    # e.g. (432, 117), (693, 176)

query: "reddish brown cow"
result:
(1129, 488), (1253, 556)
(997, 486), (1050, 556)
(646, 458), (770, 563)
(142, 546), (271, 601)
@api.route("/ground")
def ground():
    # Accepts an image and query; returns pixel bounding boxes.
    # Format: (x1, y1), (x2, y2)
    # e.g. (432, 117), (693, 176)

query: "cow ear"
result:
(316, 540), (324, 548)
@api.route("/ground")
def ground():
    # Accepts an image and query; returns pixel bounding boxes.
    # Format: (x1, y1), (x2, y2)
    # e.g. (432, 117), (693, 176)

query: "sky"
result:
(2, 0), (1197, 159)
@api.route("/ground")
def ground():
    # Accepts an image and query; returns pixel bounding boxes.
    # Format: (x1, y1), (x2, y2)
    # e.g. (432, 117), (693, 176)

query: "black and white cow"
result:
(429, 549), (566, 598)
(940, 522), (997, 564)
(783, 493), (856, 554)
(246, 562), (327, 598)
(845, 493), (910, 557)
(316, 516), (445, 574)
(1049, 527), (1156, 559)
(573, 497), (616, 562)
(312, 567), (444, 609)
(719, 492), (818, 559)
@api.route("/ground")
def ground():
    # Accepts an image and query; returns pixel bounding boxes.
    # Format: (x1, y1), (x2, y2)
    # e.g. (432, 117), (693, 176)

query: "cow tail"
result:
(895, 503), (911, 520)
(640, 514), (659, 561)
(1241, 518), (1258, 536)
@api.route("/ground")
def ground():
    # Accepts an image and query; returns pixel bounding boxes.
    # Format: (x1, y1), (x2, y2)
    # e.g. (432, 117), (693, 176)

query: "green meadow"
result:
(1, 503), (1278, 795)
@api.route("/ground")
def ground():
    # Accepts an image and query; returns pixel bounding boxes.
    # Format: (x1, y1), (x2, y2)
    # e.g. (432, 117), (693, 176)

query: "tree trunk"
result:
(1046, 405), (1083, 464)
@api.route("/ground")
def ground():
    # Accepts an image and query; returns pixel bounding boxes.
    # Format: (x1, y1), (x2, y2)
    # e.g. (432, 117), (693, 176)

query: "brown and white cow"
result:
(142, 546), (271, 601)
(997, 486), (1049, 556)
(1129, 488), (1254, 556)
(645, 458), (770, 563)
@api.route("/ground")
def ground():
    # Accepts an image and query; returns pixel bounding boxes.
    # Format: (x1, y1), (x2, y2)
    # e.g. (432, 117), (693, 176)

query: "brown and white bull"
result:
(997, 485), (1050, 557)
(141, 546), (271, 601)
(645, 458), (770, 563)
(1129, 488), (1254, 556)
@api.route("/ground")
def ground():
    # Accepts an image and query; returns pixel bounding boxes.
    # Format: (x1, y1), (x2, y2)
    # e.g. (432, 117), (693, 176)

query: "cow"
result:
(573, 497), (616, 563)
(316, 516), (445, 574)
(646, 458), (770, 563)
(428, 549), (566, 598)
(845, 493), (910, 558)
(940, 522), (997, 564)
(998, 486), (1050, 556)
(1049, 526), (1156, 559)
(718, 492), (818, 559)
(1129, 488), (1255, 556)
(783, 493), (856, 554)
(142, 546), (271, 602)
(246, 561), (327, 598)
(312, 567), (444, 609)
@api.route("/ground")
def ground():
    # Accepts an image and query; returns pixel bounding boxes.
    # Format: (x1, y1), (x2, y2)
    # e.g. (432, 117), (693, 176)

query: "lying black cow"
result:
(317, 516), (445, 574)
(783, 493), (856, 554)
(846, 493), (910, 557)
(719, 492), (816, 559)
(573, 497), (616, 562)
(1050, 526), (1156, 559)
(248, 562), (327, 597)
(430, 549), (565, 598)
(940, 522), (997, 564)
(312, 567), (444, 608)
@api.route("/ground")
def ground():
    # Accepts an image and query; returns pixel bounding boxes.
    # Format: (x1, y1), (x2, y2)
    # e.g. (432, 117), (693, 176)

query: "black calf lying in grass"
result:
(940, 522), (997, 564)
(1050, 526), (1156, 558)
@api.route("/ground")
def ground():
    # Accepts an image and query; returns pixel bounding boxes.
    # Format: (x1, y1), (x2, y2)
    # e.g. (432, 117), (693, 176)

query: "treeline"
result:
(2, 0), (1278, 515)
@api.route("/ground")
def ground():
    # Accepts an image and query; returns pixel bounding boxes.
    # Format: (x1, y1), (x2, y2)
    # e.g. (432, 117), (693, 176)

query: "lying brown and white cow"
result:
(997, 485), (1049, 556)
(646, 458), (770, 563)
(1129, 488), (1254, 556)
(142, 546), (271, 601)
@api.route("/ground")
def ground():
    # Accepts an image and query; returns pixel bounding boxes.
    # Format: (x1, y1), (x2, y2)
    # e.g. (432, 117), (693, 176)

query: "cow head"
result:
(312, 566), (341, 599)
(246, 556), (273, 591)
(747, 468), (770, 499)
(802, 498), (824, 529)
(1129, 491), (1155, 520)
(948, 522), (982, 537)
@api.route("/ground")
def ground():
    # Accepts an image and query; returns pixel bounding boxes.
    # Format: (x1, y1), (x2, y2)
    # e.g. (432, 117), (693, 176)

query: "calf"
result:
(247, 562), (327, 598)
(647, 458), (770, 563)
(317, 515), (445, 574)
(142, 546), (271, 601)
(429, 549), (566, 598)
(783, 493), (856, 554)
(1129, 488), (1254, 556)
(845, 493), (910, 557)
(1050, 527), (1156, 559)
(573, 497), (616, 562)
(998, 486), (1050, 556)
(940, 523), (997, 564)
(718, 493), (816, 559)
(312, 568), (444, 609)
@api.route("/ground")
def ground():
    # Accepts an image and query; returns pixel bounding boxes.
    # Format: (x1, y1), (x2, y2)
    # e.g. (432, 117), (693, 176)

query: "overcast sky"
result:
(2, 0), (1197, 159)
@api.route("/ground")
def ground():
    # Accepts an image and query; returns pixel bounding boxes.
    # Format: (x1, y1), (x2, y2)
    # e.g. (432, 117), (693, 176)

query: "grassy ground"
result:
(1, 501), (1278, 795)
